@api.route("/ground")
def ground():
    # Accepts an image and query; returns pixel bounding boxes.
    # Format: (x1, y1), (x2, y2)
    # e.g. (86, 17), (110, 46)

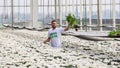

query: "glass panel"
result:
(51, 0), (55, 5)
(91, 5), (97, 25)
(92, 0), (97, 4)
(13, 0), (19, 6)
(86, 0), (90, 4)
(26, 0), (30, 6)
(38, 7), (43, 20)
(115, 0), (120, 4)
(62, 0), (66, 5)
(19, 0), (25, 6)
(92, 6), (97, 19)
(0, 0), (4, 6)
(6, 7), (11, 22)
(62, 6), (66, 20)
(102, 0), (112, 5)
(0, 7), (3, 22)
(43, 0), (48, 5)
(6, 0), (11, 6)
(13, 7), (19, 22)
(38, 0), (42, 6)
(81, 0), (84, 5)
(115, 5), (120, 19)
(68, 0), (73, 5)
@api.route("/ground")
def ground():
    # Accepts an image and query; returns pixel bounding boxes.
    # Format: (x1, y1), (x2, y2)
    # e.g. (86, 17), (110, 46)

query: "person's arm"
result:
(64, 24), (70, 31)
(43, 37), (51, 44)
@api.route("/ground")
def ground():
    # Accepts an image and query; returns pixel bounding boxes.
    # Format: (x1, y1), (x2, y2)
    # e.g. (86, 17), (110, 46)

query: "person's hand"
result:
(43, 41), (47, 44)
(43, 38), (50, 44)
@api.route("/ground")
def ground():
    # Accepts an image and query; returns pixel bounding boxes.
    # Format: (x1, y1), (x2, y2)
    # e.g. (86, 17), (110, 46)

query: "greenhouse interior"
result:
(0, 0), (120, 68)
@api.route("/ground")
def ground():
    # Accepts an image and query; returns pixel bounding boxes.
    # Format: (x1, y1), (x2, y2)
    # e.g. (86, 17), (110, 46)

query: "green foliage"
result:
(66, 13), (78, 28)
(26, 64), (31, 68)
(63, 65), (77, 68)
(108, 30), (117, 37)
(116, 28), (120, 34)
(0, 25), (5, 30)
(108, 29), (120, 37)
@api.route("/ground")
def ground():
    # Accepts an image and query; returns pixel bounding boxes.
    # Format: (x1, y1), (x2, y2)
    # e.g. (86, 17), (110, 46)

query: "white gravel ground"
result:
(0, 29), (120, 68)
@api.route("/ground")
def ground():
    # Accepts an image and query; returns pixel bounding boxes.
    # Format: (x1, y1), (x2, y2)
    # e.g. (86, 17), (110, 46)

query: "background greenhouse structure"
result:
(0, 0), (120, 31)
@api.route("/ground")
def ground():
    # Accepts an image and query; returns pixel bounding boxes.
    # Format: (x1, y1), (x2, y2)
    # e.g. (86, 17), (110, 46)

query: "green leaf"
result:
(108, 30), (117, 37)
(108, 29), (120, 37)
(66, 13), (78, 28)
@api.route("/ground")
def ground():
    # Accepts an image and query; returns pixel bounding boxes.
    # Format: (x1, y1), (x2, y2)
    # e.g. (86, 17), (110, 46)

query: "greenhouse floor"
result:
(0, 28), (120, 68)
